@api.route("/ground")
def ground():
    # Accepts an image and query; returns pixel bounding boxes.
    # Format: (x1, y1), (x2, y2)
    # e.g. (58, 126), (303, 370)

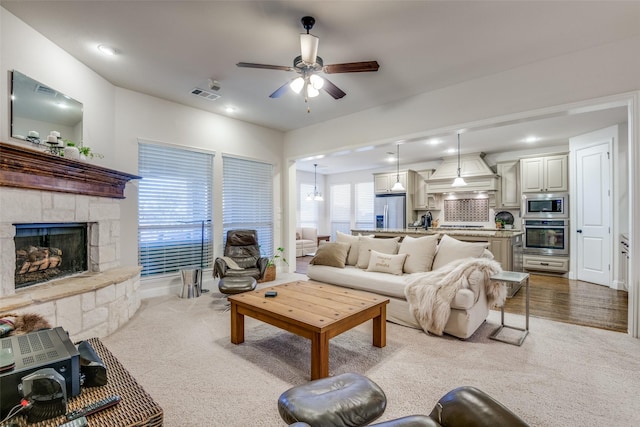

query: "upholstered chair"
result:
(213, 229), (268, 281)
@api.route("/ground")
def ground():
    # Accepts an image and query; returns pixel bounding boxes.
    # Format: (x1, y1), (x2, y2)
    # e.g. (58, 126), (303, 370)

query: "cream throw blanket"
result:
(404, 257), (506, 336)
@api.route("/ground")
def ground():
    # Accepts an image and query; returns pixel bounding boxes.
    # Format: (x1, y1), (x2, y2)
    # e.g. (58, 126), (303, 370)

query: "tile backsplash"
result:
(444, 198), (489, 222)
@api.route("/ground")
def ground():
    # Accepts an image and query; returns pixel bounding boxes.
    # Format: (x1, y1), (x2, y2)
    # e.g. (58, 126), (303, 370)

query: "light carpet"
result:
(102, 273), (640, 426)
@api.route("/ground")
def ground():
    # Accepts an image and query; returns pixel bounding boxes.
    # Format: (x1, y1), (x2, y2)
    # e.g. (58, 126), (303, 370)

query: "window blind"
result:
(330, 183), (351, 239)
(355, 181), (375, 228)
(138, 142), (213, 277)
(222, 156), (274, 257)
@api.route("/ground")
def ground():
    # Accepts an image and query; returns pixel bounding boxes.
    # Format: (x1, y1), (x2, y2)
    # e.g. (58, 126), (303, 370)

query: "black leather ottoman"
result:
(218, 276), (257, 295)
(278, 372), (387, 427)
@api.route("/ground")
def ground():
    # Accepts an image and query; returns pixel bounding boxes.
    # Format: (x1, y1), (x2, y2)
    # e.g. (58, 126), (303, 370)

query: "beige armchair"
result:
(296, 227), (318, 257)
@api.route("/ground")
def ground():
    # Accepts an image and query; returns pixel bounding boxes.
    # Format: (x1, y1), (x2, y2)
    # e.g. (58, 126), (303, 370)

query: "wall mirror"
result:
(11, 70), (83, 145)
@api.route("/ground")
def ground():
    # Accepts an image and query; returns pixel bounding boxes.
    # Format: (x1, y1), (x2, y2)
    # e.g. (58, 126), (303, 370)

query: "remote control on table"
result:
(58, 416), (88, 427)
(65, 395), (121, 420)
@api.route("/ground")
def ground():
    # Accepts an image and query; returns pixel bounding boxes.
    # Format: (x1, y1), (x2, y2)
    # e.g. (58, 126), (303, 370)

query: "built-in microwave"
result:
(522, 193), (568, 218)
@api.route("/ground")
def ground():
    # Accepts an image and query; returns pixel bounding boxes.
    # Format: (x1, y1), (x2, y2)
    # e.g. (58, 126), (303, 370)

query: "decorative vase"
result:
(63, 146), (80, 160)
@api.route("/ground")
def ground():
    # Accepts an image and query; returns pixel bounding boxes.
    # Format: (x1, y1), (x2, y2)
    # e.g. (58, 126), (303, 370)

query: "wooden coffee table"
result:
(228, 280), (389, 379)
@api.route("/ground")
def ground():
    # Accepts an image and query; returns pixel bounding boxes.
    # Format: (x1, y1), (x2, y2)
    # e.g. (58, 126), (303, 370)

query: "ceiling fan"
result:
(237, 16), (379, 103)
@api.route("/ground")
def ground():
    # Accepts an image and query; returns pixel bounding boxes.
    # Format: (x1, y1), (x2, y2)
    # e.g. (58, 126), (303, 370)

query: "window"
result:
(138, 142), (213, 277)
(299, 183), (317, 228)
(330, 183), (351, 239)
(222, 156), (274, 257)
(355, 181), (374, 228)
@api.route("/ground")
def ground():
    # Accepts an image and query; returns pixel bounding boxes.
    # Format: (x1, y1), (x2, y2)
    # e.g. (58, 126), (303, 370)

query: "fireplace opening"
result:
(14, 223), (88, 289)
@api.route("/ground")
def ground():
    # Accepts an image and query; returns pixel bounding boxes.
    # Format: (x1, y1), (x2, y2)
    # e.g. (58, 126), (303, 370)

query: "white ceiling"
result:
(4, 1), (636, 174)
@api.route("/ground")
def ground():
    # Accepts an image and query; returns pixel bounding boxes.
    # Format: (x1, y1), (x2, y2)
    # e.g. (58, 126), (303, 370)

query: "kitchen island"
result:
(351, 228), (523, 272)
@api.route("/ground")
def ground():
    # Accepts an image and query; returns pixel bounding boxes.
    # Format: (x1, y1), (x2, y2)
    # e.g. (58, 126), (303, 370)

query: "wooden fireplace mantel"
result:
(0, 141), (141, 199)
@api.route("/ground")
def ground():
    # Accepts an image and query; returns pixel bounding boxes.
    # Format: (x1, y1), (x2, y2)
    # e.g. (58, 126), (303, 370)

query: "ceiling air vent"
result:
(35, 84), (58, 97)
(190, 87), (221, 101)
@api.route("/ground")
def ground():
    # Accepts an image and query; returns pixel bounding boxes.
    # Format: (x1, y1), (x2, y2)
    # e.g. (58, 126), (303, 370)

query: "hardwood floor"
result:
(502, 273), (628, 333)
(295, 256), (629, 333)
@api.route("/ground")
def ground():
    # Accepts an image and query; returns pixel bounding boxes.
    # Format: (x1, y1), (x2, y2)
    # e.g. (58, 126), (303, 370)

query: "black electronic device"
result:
(66, 395), (121, 421)
(0, 327), (80, 419)
(265, 291), (277, 298)
(77, 340), (107, 387)
(20, 368), (67, 422)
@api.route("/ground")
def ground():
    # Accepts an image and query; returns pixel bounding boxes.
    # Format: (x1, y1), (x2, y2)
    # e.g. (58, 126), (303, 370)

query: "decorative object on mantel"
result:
(25, 131), (41, 145)
(0, 141), (141, 199)
(45, 130), (64, 156)
(63, 140), (80, 160)
(78, 145), (103, 161)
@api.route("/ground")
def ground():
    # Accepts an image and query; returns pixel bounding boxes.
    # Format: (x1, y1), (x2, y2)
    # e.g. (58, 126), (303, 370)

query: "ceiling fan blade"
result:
(236, 62), (295, 72)
(323, 61), (380, 74)
(300, 33), (319, 65)
(322, 77), (346, 99)
(269, 80), (292, 99)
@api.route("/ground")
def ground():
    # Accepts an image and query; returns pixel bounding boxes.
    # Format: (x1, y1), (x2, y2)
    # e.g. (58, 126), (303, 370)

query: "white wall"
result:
(1, 8), (286, 297)
(113, 88), (284, 271)
(1, 8), (116, 166)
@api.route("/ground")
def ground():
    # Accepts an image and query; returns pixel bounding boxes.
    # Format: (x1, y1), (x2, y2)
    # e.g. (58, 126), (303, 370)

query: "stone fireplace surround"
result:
(0, 142), (141, 341)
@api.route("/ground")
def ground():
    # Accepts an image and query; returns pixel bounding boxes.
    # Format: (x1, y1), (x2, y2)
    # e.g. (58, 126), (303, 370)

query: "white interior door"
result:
(574, 139), (612, 286)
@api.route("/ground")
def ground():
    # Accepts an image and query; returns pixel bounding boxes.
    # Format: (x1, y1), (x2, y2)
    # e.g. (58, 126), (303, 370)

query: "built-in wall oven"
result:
(523, 219), (569, 256)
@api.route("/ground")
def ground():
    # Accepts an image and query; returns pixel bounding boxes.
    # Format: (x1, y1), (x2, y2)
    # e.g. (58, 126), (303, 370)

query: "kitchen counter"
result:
(352, 228), (523, 238)
(351, 228), (523, 271)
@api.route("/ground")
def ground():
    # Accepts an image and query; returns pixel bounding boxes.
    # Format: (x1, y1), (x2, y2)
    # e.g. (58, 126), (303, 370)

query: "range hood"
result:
(426, 152), (499, 193)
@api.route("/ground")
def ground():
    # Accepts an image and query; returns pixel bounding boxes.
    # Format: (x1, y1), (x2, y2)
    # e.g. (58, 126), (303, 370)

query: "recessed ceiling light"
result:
(225, 106), (235, 113)
(447, 148), (456, 154)
(524, 136), (538, 143)
(97, 44), (118, 56)
(428, 138), (441, 145)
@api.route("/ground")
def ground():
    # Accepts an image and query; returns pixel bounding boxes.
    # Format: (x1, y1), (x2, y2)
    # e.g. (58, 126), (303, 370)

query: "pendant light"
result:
(452, 133), (467, 187)
(306, 163), (324, 201)
(391, 143), (405, 192)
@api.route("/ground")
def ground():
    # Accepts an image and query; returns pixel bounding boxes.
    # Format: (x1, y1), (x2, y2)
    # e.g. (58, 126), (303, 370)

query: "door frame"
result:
(569, 128), (616, 287)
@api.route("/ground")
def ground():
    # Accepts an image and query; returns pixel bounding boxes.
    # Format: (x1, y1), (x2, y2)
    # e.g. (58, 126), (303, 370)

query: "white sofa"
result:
(296, 227), (318, 257)
(306, 233), (505, 339)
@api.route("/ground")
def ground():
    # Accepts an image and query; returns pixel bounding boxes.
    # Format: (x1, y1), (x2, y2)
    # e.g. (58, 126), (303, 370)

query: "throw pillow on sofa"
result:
(366, 250), (407, 275)
(356, 236), (400, 269)
(431, 234), (489, 271)
(398, 234), (439, 273)
(310, 242), (350, 268)
(336, 231), (374, 266)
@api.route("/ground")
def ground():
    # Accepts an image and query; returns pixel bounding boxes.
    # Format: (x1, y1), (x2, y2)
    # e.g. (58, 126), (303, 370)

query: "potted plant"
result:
(78, 145), (104, 161)
(263, 247), (288, 282)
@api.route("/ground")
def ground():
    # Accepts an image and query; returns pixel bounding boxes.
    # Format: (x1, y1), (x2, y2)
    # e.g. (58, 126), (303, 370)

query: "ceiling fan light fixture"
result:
(310, 74), (324, 89)
(300, 33), (319, 64)
(306, 84), (320, 98)
(290, 77), (304, 93)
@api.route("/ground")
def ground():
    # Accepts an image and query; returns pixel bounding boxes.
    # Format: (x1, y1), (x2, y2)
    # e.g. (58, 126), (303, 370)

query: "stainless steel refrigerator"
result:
(374, 194), (406, 229)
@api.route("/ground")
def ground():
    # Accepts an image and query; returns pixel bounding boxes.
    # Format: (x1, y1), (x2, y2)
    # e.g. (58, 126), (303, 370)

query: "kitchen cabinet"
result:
(523, 254), (569, 273)
(414, 169), (441, 210)
(374, 171), (409, 194)
(520, 154), (568, 193)
(496, 160), (520, 209)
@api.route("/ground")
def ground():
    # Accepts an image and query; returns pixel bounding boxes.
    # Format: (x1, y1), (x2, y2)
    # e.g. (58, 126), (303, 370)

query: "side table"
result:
(317, 235), (330, 245)
(489, 271), (530, 346)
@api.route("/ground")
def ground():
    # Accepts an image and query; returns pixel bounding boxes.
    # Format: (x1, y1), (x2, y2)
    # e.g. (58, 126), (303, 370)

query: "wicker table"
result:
(12, 338), (163, 426)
